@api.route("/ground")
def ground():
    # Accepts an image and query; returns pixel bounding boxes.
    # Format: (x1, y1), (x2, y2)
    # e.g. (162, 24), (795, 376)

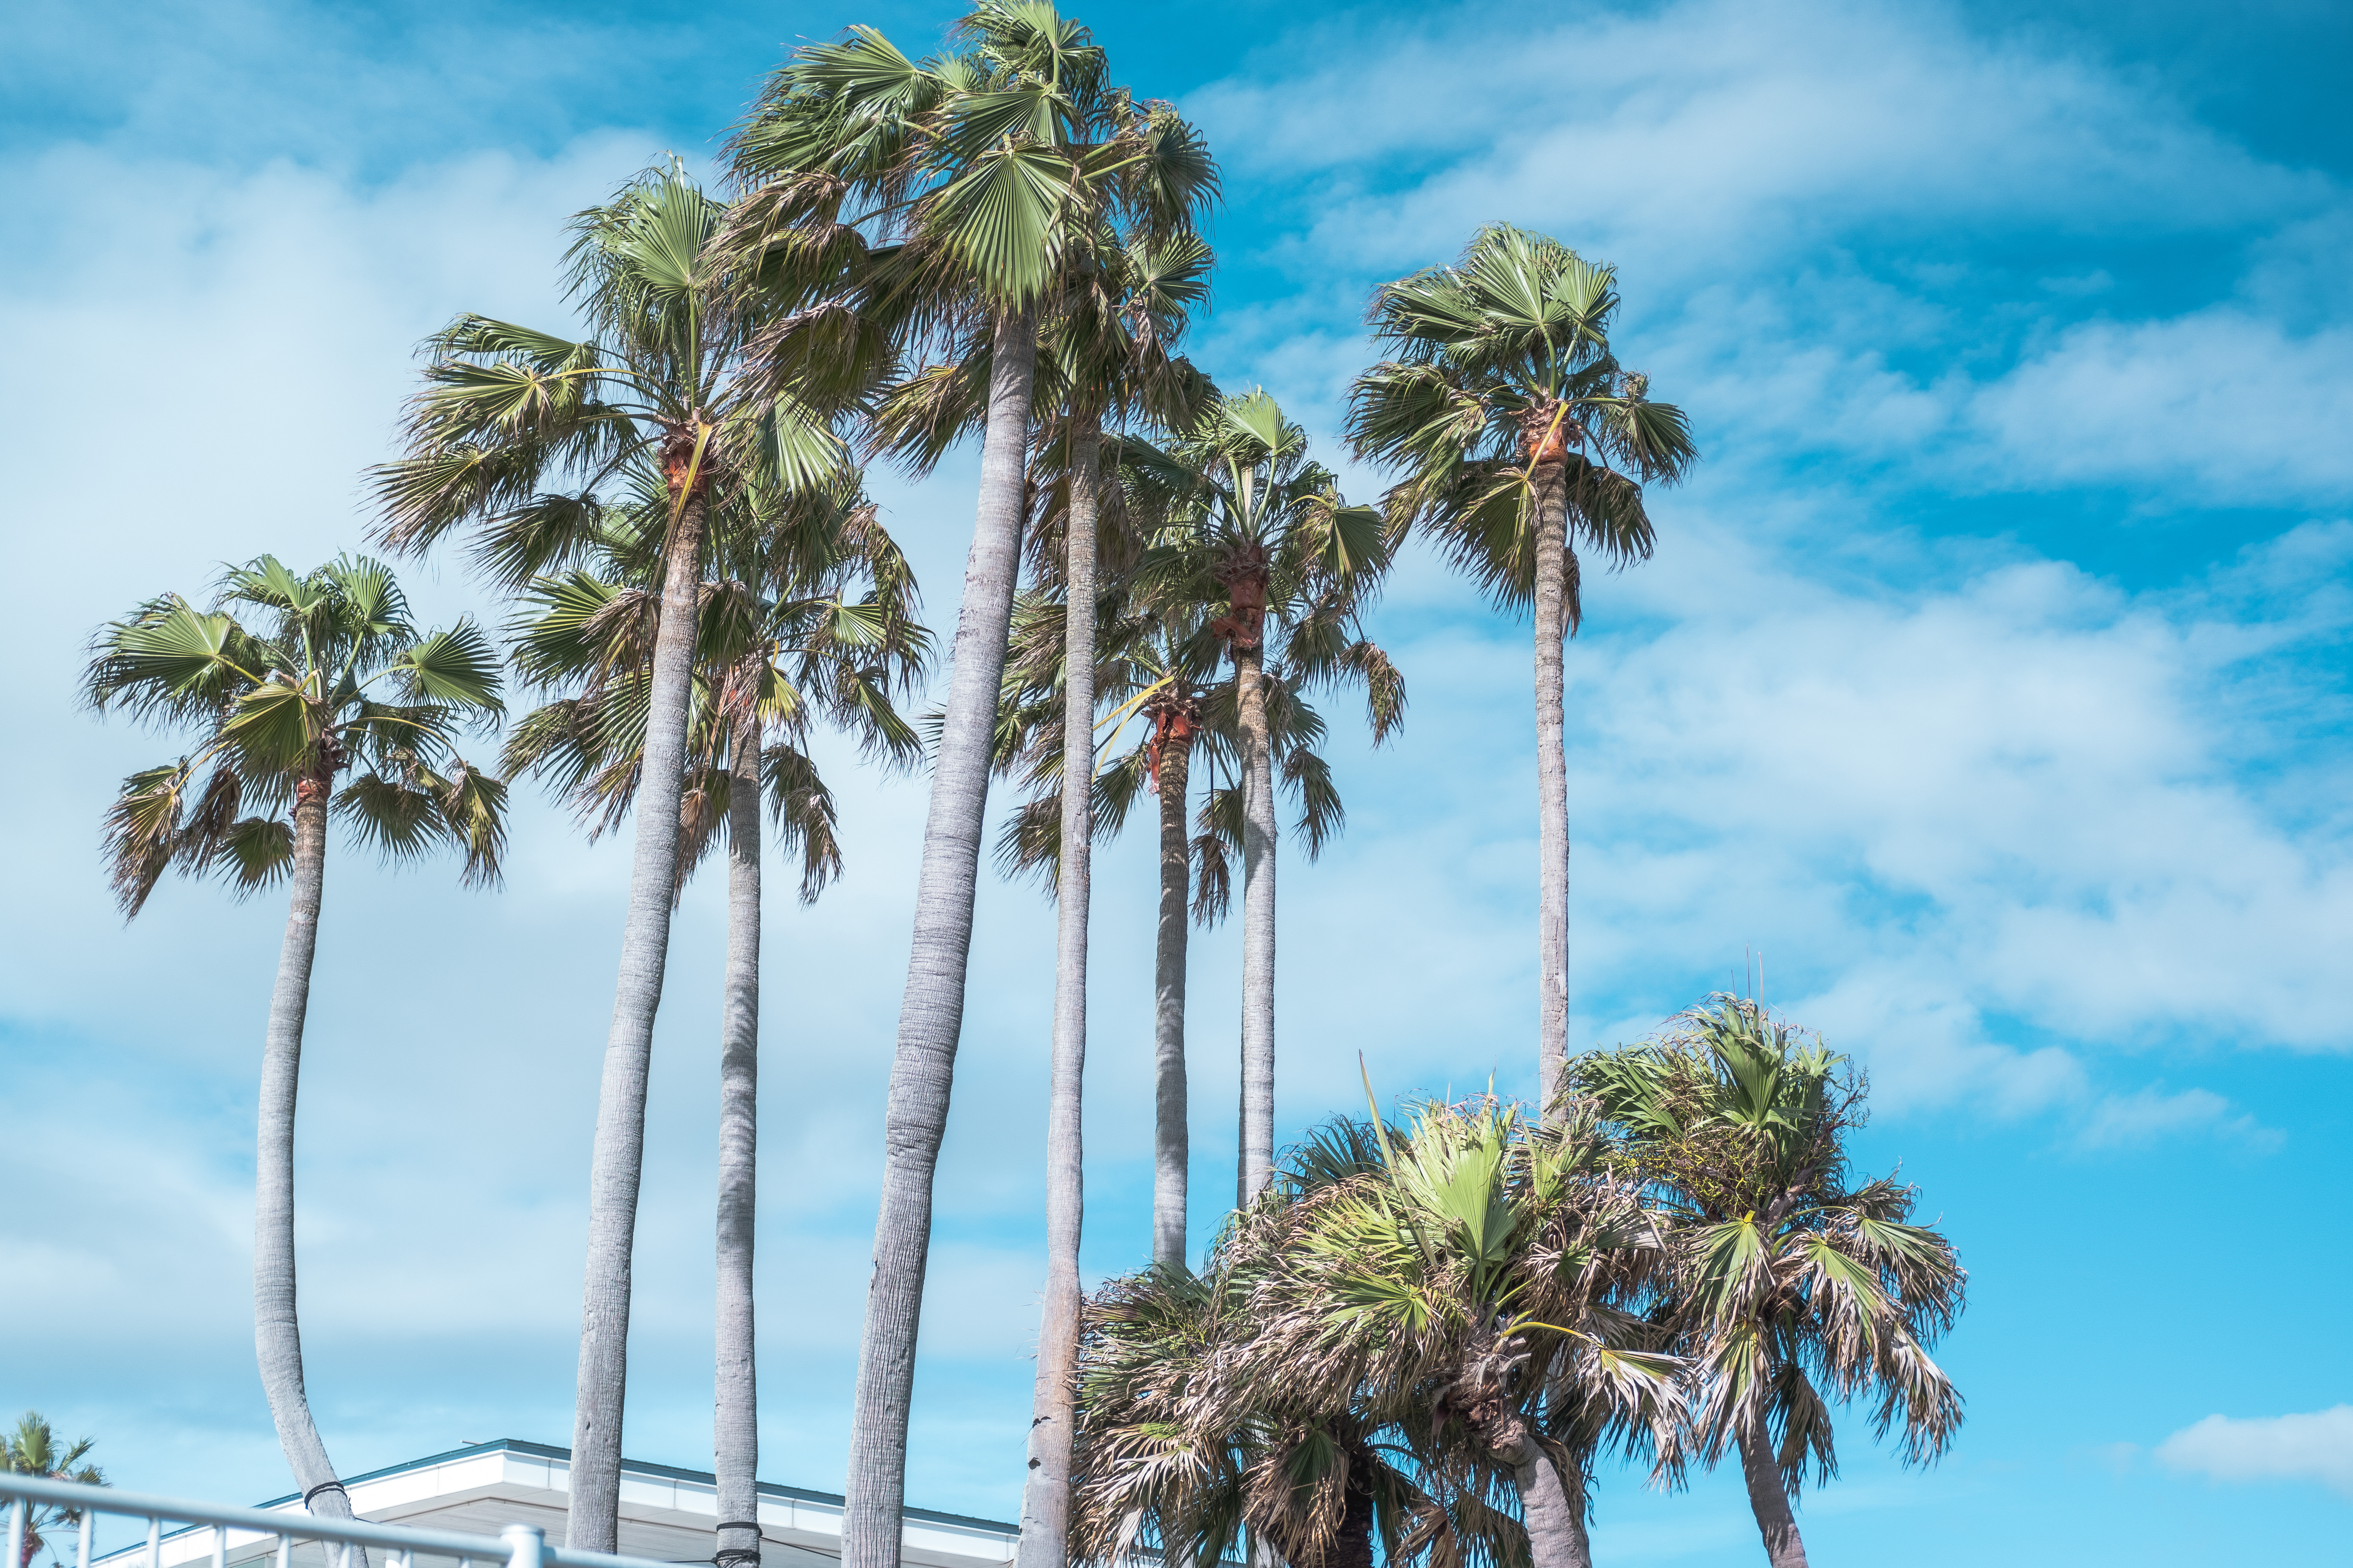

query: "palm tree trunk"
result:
(1015, 418), (1099, 1568)
(1735, 1419), (1809, 1568)
(569, 485), (708, 1552)
(1500, 1430), (1590, 1568)
(844, 303), (1038, 1568)
(1233, 641), (1277, 1206)
(254, 776), (358, 1530)
(1530, 460), (1571, 1117)
(715, 709), (763, 1568)
(1151, 723), (1193, 1269)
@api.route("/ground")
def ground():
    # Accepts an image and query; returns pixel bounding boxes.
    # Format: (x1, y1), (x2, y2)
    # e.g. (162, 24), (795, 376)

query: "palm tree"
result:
(1221, 1098), (1681, 1568)
(1140, 392), (1404, 1206)
(1346, 226), (1696, 1115)
(1575, 997), (1967, 1568)
(729, 13), (1214, 1564)
(1072, 1257), (1444, 1568)
(504, 472), (927, 1568)
(84, 556), (506, 1525)
(369, 163), (845, 1552)
(866, 220), (1213, 1559)
(4, 1414), (105, 1568)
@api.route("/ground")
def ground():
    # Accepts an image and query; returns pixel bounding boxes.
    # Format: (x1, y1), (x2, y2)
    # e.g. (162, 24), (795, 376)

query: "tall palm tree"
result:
(84, 556), (506, 1526)
(729, 13), (1215, 1564)
(994, 544), (1378, 1268)
(867, 222), (1212, 1562)
(4, 1414), (106, 1568)
(503, 472), (928, 1568)
(1140, 392), (1404, 1206)
(1346, 226), (1696, 1115)
(1576, 998), (1967, 1568)
(370, 163), (842, 1553)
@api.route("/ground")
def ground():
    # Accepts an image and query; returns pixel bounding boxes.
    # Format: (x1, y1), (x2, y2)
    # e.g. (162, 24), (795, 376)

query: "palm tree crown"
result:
(1577, 998), (1965, 1568)
(86, 554), (507, 913)
(1347, 224), (1695, 620)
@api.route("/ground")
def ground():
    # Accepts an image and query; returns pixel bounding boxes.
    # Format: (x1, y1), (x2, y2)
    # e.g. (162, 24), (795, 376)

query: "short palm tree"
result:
(1140, 391), (1404, 1206)
(1072, 1254), (1448, 1568)
(1575, 998), (1966, 1568)
(503, 469), (927, 1568)
(4, 1414), (105, 1568)
(728, 12), (1214, 1564)
(1073, 1108), (1675, 1568)
(84, 555), (505, 1524)
(1347, 225), (1696, 1114)
(1224, 1097), (1682, 1568)
(368, 163), (844, 1552)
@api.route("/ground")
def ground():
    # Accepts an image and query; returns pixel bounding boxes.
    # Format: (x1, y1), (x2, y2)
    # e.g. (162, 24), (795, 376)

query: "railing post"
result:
(501, 1524), (546, 1568)
(7, 1496), (25, 1568)
(145, 1515), (162, 1568)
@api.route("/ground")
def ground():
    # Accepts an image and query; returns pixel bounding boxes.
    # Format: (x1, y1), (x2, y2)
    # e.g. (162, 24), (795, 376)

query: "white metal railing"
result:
(1, 1474), (678, 1568)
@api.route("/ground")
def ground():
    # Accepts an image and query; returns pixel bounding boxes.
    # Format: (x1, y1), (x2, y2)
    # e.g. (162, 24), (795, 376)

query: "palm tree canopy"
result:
(729, 3), (1217, 321)
(1575, 998), (1967, 1491)
(1071, 1101), (1678, 1568)
(1346, 224), (1697, 626)
(84, 554), (509, 917)
(371, 164), (849, 588)
(4, 1413), (107, 1568)
(502, 469), (930, 901)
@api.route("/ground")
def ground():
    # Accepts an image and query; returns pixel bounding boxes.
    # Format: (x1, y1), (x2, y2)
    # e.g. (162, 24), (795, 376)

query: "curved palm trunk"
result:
(569, 485), (709, 1552)
(844, 304), (1039, 1568)
(254, 778), (358, 1531)
(1015, 420), (1100, 1568)
(715, 711), (763, 1568)
(1151, 725), (1193, 1269)
(1530, 460), (1571, 1117)
(1233, 641), (1277, 1206)
(1735, 1420), (1809, 1568)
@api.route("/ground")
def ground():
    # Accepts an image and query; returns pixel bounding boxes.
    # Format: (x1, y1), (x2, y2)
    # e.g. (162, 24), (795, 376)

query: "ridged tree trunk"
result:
(1529, 458), (1571, 1117)
(1151, 721), (1193, 1269)
(715, 708), (764, 1568)
(1736, 1419), (1810, 1568)
(569, 479), (709, 1552)
(843, 304), (1039, 1568)
(1492, 1419), (1590, 1568)
(1015, 419), (1099, 1568)
(254, 774), (358, 1532)
(1233, 640), (1277, 1206)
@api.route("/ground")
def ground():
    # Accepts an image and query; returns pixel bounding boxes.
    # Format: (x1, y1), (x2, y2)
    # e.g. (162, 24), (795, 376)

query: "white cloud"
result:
(2158, 1408), (2353, 1495)
(1193, 0), (2321, 274)
(1971, 312), (2353, 501)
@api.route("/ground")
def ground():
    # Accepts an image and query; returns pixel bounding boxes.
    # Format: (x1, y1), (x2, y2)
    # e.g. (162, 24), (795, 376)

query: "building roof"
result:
(101, 1441), (1016, 1568)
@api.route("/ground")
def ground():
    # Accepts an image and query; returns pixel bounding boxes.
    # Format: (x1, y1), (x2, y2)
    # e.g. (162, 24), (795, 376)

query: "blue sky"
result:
(4, 0), (2350, 1563)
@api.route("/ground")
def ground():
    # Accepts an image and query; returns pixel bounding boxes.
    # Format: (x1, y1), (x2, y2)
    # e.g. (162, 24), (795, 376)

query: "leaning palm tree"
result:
(728, 12), (1215, 1565)
(504, 469), (928, 1568)
(84, 556), (506, 1527)
(869, 220), (1213, 1564)
(1139, 392), (1404, 1206)
(1575, 998), (1967, 1568)
(1347, 226), (1696, 1115)
(1224, 1096), (1682, 1568)
(4, 1414), (106, 1568)
(369, 163), (844, 1552)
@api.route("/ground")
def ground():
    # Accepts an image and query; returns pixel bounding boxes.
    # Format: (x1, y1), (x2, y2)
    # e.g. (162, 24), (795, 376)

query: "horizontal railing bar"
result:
(0, 1477), (671, 1568)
